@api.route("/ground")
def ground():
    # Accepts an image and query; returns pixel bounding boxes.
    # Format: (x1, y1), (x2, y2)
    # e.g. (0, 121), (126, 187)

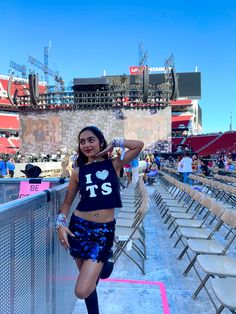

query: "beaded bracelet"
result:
(55, 213), (67, 230)
(112, 138), (125, 148)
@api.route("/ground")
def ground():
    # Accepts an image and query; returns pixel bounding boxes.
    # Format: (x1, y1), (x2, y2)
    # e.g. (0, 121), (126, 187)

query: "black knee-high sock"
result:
(84, 256), (113, 314)
(85, 289), (99, 314)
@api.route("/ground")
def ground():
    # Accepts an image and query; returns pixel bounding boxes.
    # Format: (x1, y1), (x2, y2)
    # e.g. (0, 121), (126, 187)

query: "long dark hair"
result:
(77, 126), (108, 166)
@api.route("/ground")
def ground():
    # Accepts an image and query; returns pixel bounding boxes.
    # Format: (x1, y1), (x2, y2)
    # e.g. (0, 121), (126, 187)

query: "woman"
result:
(123, 162), (132, 184)
(6, 157), (16, 178)
(0, 155), (7, 178)
(56, 126), (144, 314)
(143, 162), (158, 184)
(200, 159), (211, 177)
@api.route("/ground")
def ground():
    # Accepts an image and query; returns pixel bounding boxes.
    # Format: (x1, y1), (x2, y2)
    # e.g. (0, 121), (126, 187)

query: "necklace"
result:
(87, 158), (104, 164)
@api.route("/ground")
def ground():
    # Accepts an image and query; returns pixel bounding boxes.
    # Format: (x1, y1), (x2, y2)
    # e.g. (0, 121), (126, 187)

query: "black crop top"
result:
(76, 159), (122, 212)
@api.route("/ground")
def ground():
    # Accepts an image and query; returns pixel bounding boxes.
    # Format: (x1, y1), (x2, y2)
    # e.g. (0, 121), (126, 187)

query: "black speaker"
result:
(7, 75), (17, 106)
(142, 67), (149, 103)
(29, 74), (39, 106)
(170, 67), (179, 100)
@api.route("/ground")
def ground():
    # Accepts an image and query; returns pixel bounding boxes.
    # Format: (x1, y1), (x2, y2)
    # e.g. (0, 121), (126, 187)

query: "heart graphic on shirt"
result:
(96, 170), (109, 180)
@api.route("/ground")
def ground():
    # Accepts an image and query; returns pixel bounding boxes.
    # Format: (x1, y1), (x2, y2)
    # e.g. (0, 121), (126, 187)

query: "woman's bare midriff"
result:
(74, 208), (115, 223)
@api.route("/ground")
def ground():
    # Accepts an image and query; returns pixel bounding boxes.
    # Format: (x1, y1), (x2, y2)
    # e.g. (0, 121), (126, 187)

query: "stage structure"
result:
(10, 63), (177, 155)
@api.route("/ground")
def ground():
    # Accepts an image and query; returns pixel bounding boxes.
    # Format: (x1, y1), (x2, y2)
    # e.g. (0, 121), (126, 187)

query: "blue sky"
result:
(1, 0), (236, 133)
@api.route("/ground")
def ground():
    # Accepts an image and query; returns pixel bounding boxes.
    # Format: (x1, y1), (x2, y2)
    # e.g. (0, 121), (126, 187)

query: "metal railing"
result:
(0, 179), (79, 314)
(0, 178), (62, 205)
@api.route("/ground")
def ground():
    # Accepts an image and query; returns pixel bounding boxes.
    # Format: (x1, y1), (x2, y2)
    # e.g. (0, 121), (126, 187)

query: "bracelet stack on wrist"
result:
(112, 138), (125, 160)
(112, 138), (124, 148)
(55, 213), (67, 230)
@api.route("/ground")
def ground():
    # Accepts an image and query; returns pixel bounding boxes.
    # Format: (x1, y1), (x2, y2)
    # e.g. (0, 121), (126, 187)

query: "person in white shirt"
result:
(180, 153), (193, 184)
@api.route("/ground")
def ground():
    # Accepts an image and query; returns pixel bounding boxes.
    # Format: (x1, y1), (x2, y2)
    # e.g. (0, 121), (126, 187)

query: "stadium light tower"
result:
(9, 61), (27, 78)
(28, 45), (64, 88)
(229, 112), (232, 131)
(138, 42), (148, 67)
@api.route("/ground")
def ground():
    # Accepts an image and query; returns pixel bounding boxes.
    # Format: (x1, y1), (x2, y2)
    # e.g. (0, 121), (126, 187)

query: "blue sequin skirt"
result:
(68, 214), (115, 262)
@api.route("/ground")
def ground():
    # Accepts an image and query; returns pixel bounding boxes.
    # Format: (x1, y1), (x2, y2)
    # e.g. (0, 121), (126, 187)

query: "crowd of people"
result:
(1, 149), (235, 184)
(0, 149), (77, 179)
(0, 156), (16, 178)
(177, 152), (235, 184)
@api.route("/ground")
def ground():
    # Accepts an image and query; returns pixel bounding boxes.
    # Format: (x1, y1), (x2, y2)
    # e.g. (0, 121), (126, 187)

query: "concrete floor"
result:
(72, 183), (232, 314)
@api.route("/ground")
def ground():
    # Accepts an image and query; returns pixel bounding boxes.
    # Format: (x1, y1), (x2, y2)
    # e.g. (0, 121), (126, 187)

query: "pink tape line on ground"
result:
(102, 278), (170, 314)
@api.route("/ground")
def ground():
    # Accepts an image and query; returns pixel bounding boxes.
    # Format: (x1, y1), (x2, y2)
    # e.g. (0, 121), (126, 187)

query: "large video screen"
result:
(20, 106), (171, 155)
(20, 114), (62, 155)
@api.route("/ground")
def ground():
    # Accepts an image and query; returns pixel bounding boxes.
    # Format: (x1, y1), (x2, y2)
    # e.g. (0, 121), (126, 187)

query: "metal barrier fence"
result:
(0, 178), (63, 205)
(0, 179), (79, 314)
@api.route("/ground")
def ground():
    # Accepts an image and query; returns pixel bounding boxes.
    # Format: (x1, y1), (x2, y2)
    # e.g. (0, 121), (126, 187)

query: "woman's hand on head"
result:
(57, 226), (75, 249)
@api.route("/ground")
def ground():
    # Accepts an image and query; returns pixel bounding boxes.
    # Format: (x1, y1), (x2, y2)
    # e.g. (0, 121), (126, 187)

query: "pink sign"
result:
(19, 181), (50, 198)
